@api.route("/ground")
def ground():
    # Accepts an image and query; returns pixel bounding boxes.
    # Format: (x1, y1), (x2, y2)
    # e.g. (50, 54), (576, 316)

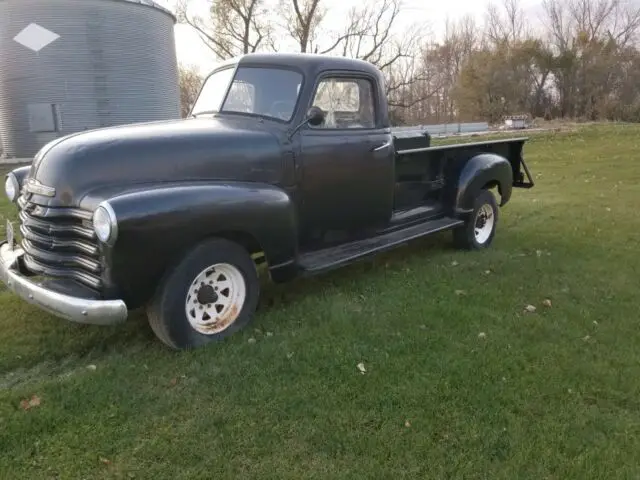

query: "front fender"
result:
(97, 182), (297, 308)
(453, 153), (513, 216)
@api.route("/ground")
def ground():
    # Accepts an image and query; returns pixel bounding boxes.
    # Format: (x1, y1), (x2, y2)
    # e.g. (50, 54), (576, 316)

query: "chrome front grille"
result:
(17, 195), (103, 290)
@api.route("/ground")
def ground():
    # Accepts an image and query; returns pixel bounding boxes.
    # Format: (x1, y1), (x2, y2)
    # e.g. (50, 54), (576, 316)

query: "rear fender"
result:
(451, 153), (513, 217)
(101, 182), (298, 307)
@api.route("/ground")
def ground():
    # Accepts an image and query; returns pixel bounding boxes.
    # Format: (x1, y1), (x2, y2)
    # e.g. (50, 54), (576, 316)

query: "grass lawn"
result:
(1, 124), (640, 479)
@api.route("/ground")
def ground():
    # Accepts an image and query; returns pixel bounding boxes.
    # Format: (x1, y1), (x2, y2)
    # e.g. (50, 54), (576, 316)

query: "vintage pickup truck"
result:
(1, 53), (534, 349)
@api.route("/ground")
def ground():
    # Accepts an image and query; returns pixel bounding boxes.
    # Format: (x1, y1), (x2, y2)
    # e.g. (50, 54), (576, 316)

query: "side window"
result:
(310, 77), (376, 129)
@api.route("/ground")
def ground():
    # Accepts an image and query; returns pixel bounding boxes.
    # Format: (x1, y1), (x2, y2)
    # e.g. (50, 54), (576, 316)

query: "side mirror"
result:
(288, 106), (326, 140)
(306, 106), (325, 127)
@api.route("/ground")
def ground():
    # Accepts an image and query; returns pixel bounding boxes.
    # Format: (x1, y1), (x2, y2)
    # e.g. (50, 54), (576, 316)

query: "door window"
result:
(310, 77), (375, 129)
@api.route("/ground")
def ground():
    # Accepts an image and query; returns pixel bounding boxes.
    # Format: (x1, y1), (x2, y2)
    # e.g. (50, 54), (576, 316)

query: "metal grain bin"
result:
(0, 0), (181, 159)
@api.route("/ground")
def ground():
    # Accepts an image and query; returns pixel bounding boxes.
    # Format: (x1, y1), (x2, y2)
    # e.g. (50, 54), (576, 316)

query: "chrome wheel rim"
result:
(185, 263), (246, 335)
(474, 204), (495, 244)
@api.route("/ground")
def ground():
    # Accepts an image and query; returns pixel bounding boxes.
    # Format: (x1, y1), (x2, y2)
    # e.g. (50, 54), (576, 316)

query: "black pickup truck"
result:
(1, 53), (534, 349)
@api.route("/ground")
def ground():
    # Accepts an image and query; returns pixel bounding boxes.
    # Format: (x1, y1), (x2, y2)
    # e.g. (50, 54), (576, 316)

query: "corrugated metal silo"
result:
(0, 0), (181, 159)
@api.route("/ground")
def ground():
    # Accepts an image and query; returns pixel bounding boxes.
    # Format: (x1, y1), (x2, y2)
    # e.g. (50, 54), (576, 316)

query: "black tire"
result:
(453, 189), (499, 250)
(147, 238), (260, 350)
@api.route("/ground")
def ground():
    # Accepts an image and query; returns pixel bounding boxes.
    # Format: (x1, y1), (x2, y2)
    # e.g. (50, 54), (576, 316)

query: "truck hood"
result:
(25, 116), (283, 208)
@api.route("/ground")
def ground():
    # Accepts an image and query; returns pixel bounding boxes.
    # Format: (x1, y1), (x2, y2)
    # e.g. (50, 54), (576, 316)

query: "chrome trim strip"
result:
(0, 242), (127, 326)
(25, 178), (56, 197)
(22, 254), (103, 291)
(19, 211), (96, 240)
(19, 224), (99, 256)
(21, 239), (102, 273)
(372, 141), (392, 152)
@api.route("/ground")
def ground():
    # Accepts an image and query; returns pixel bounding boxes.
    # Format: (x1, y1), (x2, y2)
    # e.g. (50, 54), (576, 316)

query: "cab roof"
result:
(214, 52), (382, 78)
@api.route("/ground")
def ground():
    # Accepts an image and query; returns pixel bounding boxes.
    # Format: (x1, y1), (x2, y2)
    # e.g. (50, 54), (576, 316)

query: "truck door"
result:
(298, 74), (394, 237)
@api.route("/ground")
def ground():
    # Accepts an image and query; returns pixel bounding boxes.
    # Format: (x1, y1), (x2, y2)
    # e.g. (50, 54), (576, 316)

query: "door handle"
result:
(372, 141), (392, 152)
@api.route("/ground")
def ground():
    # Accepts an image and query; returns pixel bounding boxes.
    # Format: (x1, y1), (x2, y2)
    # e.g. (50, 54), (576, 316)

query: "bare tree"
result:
(171, 0), (640, 124)
(178, 64), (203, 118)
(321, 0), (402, 61)
(485, 0), (528, 45)
(176, 0), (272, 59)
(279, 0), (325, 53)
(543, 0), (640, 49)
(317, 0), (434, 116)
(542, 0), (640, 118)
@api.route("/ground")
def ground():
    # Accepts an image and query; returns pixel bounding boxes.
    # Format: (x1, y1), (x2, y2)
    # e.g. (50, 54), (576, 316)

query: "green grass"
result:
(1, 124), (640, 478)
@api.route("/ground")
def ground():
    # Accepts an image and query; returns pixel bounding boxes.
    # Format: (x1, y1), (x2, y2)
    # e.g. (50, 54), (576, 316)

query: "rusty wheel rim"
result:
(185, 263), (246, 335)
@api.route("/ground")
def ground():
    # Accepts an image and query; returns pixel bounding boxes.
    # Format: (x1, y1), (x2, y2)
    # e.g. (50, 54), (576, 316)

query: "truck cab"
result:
(1, 53), (534, 350)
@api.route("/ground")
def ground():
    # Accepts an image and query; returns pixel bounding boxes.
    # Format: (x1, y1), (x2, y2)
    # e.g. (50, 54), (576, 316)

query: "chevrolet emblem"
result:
(25, 178), (56, 197)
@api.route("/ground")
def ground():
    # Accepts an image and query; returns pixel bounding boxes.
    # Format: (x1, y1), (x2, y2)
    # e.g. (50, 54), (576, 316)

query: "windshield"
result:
(191, 66), (303, 122)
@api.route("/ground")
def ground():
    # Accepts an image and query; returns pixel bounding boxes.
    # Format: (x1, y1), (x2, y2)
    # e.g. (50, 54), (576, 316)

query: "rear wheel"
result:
(453, 190), (499, 250)
(147, 238), (260, 349)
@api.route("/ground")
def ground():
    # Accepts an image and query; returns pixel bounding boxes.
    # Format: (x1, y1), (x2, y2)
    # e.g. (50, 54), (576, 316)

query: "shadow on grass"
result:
(1, 232), (459, 378)
(257, 233), (458, 314)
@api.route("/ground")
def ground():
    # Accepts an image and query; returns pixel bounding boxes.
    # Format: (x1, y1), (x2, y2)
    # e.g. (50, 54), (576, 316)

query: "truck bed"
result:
(393, 137), (533, 212)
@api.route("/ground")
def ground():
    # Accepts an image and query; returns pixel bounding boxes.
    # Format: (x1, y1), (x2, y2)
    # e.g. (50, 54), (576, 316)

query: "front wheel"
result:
(453, 190), (499, 250)
(147, 238), (260, 349)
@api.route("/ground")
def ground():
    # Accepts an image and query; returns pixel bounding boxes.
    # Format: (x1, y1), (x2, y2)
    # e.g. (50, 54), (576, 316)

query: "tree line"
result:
(177, 0), (640, 126)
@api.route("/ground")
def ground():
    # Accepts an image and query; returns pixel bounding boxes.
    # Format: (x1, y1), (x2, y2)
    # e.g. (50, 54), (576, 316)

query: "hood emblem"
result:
(25, 178), (56, 197)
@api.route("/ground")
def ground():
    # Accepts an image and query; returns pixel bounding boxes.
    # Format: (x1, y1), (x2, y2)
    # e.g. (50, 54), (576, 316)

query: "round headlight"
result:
(93, 203), (118, 245)
(4, 174), (18, 202)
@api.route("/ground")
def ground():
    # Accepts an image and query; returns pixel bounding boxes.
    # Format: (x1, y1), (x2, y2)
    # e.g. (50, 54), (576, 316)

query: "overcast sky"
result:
(156, 0), (545, 73)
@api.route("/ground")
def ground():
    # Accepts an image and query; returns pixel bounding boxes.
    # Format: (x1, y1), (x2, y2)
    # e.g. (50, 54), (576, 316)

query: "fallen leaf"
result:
(455, 290), (467, 296)
(169, 378), (178, 387)
(20, 395), (41, 411)
(87, 364), (97, 371)
(404, 420), (411, 428)
(543, 299), (552, 308)
(99, 457), (111, 465)
(248, 337), (256, 344)
(525, 305), (537, 313)
(357, 362), (366, 374)
(478, 332), (487, 339)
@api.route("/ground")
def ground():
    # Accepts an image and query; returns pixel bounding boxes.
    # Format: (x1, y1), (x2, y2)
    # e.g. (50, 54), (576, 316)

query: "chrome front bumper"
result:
(0, 241), (128, 326)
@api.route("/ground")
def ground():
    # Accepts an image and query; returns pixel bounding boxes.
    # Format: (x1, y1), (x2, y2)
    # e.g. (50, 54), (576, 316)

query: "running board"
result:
(298, 217), (464, 275)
